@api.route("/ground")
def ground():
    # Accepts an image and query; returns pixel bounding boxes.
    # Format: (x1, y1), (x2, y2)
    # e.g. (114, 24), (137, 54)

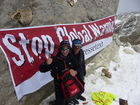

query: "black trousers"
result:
(54, 79), (65, 105)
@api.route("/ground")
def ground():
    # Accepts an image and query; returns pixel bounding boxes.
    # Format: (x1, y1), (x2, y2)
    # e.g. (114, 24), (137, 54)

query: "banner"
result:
(0, 15), (115, 100)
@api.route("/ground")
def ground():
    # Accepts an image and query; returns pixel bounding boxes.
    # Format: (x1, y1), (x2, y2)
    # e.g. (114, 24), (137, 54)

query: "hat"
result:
(59, 40), (70, 49)
(72, 39), (82, 46)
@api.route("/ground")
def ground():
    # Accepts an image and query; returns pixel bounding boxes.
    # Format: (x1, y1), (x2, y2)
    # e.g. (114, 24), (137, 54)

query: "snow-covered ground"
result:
(41, 46), (140, 105)
(82, 46), (140, 105)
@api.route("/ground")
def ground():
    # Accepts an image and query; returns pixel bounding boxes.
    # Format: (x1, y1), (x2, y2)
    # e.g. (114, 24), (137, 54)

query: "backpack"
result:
(60, 70), (84, 100)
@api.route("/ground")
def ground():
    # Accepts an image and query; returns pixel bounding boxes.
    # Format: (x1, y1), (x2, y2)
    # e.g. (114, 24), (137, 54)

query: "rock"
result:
(11, 8), (33, 26)
(116, 13), (140, 45)
(134, 36), (140, 45)
(123, 48), (134, 54)
(66, 0), (77, 7)
(102, 69), (112, 78)
(133, 44), (140, 53)
(119, 98), (128, 105)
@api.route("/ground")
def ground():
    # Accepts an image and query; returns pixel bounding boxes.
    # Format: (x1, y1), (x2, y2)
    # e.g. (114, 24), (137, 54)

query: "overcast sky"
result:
(117, 0), (140, 14)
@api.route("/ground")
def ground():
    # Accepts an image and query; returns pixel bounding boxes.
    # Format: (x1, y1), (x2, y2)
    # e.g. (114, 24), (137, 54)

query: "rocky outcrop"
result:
(115, 13), (140, 52)
(0, 0), (119, 105)
(0, 0), (119, 27)
(115, 13), (140, 44)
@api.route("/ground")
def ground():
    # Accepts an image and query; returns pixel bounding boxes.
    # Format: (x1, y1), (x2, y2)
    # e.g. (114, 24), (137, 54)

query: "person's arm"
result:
(39, 56), (53, 73)
(39, 61), (49, 73)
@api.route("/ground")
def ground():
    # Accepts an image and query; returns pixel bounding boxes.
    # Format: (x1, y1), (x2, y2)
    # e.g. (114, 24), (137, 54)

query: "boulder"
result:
(101, 68), (112, 78)
(11, 8), (33, 26)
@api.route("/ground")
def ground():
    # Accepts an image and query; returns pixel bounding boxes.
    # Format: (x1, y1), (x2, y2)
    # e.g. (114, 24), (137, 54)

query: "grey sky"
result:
(117, 0), (140, 14)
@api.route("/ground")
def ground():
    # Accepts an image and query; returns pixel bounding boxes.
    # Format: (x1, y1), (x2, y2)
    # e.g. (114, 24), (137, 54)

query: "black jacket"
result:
(72, 49), (86, 80)
(40, 52), (80, 105)
(40, 52), (79, 79)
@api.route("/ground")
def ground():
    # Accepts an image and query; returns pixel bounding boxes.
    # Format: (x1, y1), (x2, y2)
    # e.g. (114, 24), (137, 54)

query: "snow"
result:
(41, 46), (140, 105)
(115, 19), (122, 25)
(82, 46), (140, 105)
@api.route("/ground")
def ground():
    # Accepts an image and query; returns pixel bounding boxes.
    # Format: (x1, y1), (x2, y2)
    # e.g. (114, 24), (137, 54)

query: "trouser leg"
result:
(54, 80), (65, 105)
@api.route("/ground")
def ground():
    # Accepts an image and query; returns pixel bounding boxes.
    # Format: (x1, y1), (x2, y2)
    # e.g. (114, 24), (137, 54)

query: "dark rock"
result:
(102, 69), (112, 78)
(119, 98), (128, 105)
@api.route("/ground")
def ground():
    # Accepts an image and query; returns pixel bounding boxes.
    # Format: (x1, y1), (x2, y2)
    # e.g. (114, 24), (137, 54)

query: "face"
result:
(73, 45), (81, 55)
(60, 46), (70, 56)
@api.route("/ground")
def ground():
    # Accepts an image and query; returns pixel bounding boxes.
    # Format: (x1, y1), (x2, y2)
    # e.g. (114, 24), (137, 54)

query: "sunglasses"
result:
(61, 48), (70, 51)
(74, 46), (81, 49)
